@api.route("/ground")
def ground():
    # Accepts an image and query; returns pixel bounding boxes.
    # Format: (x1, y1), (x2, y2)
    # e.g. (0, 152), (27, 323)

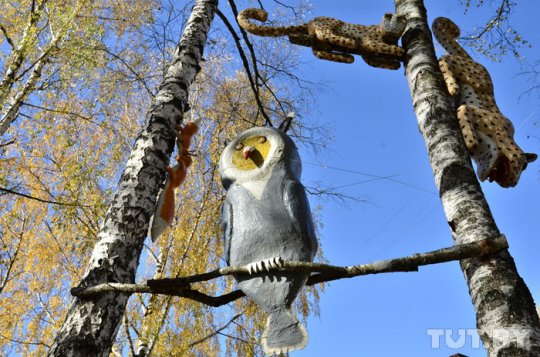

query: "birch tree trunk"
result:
(48, 0), (218, 355)
(0, 0), (82, 137)
(394, 0), (540, 355)
(0, 51), (50, 136)
(0, 0), (48, 105)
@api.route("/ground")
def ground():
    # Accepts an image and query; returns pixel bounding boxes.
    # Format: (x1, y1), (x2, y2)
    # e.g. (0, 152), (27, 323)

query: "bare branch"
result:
(0, 138), (16, 148)
(95, 43), (155, 97)
(0, 24), (15, 48)
(0, 186), (85, 206)
(459, 0), (526, 59)
(462, 0), (512, 40)
(187, 313), (243, 348)
(228, 0), (294, 118)
(271, 0), (299, 16)
(0, 215), (27, 295)
(215, 9), (272, 126)
(0, 333), (50, 348)
(304, 184), (367, 204)
(217, 331), (259, 346)
(36, 292), (57, 324)
(21, 102), (97, 123)
(71, 235), (508, 305)
(518, 61), (540, 100)
(43, 221), (79, 276)
(123, 313), (137, 357)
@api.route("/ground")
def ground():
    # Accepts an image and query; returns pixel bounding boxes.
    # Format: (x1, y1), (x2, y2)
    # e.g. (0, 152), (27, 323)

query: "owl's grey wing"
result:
(221, 197), (233, 265)
(284, 180), (318, 258)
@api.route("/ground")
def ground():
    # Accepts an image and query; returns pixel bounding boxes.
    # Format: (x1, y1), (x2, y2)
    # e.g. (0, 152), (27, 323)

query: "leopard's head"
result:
(473, 130), (537, 187)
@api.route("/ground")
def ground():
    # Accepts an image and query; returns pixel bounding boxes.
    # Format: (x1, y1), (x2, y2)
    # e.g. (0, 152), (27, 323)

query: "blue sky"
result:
(280, 1), (540, 356)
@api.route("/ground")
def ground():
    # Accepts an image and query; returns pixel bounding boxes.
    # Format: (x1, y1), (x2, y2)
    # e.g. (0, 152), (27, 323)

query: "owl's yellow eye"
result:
(235, 143), (244, 150)
(257, 136), (267, 143)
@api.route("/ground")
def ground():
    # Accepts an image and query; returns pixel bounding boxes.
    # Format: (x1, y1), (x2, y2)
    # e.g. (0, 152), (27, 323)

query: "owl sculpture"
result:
(219, 124), (318, 355)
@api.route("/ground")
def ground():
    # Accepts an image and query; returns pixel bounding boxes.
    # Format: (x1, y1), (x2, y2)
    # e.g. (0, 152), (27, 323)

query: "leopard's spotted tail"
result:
(432, 17), (472, 60)
(237, 8), (309, 37)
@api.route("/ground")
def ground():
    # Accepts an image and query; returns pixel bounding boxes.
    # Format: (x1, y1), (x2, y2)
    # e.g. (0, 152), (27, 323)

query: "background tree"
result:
(0, 0), (161, 354)
(396, 0), (539, 354)
(1, 0), (322, 355)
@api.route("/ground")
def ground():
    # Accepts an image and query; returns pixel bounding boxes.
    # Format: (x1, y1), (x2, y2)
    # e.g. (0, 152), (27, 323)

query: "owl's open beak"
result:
(242, 146), (255, 160)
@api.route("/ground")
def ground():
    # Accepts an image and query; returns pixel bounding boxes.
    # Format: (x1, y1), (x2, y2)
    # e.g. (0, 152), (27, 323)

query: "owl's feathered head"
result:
(219, 126), (301, 189)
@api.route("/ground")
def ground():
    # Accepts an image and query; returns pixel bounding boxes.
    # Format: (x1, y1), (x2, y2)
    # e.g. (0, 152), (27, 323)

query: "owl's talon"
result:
(246, 262), (256, 274)
(265, 256), (285, 270)
(246, 261), (264, 274)
(245, 257), (286, 274)
(271, 256), (284, 269)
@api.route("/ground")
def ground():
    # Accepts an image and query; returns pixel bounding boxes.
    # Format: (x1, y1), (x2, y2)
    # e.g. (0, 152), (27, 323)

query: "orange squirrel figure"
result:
(151, 121), (198, 241)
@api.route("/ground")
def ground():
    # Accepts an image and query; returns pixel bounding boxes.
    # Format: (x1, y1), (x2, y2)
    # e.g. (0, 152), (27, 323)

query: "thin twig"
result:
(95, 43), (155, 97)
(124, 312), (137, 357)
(0, 215), (27, 294)
(0, 138), (16, 148)
(188, 312), (243, 348)
(0, 186), (86, 206)
(0, 333), (50, 348)
(462, 0), (511, 41)
(0, 24), (14, 48)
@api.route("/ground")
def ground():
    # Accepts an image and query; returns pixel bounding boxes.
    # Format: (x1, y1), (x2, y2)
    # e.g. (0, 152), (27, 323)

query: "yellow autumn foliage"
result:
(0, 1), (323, 355)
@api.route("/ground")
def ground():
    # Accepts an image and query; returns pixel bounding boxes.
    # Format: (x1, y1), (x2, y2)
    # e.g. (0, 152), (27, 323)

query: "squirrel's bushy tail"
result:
(262, 308), (308, 356)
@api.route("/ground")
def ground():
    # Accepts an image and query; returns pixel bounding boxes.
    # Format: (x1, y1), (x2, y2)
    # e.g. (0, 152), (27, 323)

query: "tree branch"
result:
(0, 138), (16, 148)
(229, 0), (295, 117)
(459, 0), (523, 58)
(0, 24), (14, 48)
(95, 43), (155, 97)
(462, 0), (512, 41)
(71, 235), (508, 306)
(0, 186), (87, 206)
(187, 313), (243, 348)
(215, 9), (272, 126)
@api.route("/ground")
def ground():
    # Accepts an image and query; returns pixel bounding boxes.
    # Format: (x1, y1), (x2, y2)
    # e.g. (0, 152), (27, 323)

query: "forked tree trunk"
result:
(395, 0), (540, 355)
(48, 0), (218, 355)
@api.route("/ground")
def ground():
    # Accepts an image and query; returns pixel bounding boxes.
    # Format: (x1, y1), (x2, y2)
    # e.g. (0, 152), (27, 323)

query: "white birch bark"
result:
(0, 0), (49, 105)
(0, 48), (51, 136)
(47, 0), (218, 355)
(0, 0), (83, 137)
(394, 0), (540, 355)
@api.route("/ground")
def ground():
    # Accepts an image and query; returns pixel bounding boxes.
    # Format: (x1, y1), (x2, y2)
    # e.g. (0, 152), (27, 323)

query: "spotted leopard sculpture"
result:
(238, 8), (406, 69)
(432, 17), (537, 187)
